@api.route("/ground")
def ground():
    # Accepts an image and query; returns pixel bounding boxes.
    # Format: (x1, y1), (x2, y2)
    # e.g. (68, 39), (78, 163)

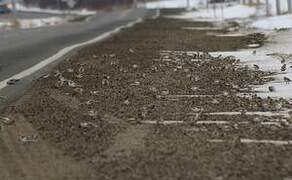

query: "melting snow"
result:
(0, 21), (11, 29)
(15, 3), (96, 16)
(145, 0), (206, 9)
(18, 17), (66, 29)
(251, 14), (292, 30)
(169, 4), (263, 21)
(210, 29), (292, 99)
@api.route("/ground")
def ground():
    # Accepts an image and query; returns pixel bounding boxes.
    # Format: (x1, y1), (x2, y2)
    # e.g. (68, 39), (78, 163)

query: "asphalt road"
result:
(0, 8), (153, 82)
(0, 8), (155, 108)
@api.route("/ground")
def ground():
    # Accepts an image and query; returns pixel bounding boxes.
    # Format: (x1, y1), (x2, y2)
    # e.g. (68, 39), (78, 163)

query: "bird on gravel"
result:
(274, 101), (283, 111)
(281, 64), (287, 72)
(284, 76), (292, 84)
(280, 56), (286, 64)
(199, 53), (204, 59)
(268, 86), (276, 92)
(215, 54), (222, 59)
(193, 52), (203, 59)
(253, 64), (260, 70)
(252, 50), (257, 55)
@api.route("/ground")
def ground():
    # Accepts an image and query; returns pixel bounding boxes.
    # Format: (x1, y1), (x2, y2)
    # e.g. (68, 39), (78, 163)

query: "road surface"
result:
(0, 8), (155, 108)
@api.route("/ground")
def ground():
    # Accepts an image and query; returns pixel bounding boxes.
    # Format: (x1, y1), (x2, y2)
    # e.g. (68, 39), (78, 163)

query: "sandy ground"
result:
(1, 9), (292, 180)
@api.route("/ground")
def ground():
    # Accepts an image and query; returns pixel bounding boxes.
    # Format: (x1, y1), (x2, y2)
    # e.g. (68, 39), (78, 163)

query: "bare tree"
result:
(56, 0), (61, 10)
(186, 0), (191, 10)
(207, 0), (209, 12)
(265, 0), (270, 15)
(275, 0), (281, 15)
(10, 0), (19, 28)
(288, 0), (292, 14)
(133, 0), (138, 8)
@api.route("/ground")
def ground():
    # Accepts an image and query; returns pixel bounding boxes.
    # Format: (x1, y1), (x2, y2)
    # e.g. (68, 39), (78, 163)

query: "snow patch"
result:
(18, 17), (65, 29)
(251, 14), (292, 30)
(169, 4), (262, 21)
(15, 3), (96, 16)
(145, 0), (206, 9)
(211, 28), (292, 100)
(0, 21), (9, 27)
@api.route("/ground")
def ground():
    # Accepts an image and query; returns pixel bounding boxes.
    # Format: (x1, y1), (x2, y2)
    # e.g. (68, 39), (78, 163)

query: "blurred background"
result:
(0, 0), (147, 30)
(0, 0), (292, 30)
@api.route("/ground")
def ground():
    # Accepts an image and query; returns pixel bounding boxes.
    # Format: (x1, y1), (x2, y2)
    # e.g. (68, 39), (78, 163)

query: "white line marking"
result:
(165, 94), (220, 98)
(261, 122), (281, 126)
(209, 33), (247, 37)
(189, 111), (291, 118)
(182, 27), (222, 31)
(196, 121), (281, 126)
(141, 120), (184, 125)
(209, 139), (292, 145)
(152, 8), (160, 19)
(141, 120), (282, 126)
(0, 18), (143, 91)
(196, 121), (230, 125)
(209, 139), (225, 143)
(241, 139), (292, 145)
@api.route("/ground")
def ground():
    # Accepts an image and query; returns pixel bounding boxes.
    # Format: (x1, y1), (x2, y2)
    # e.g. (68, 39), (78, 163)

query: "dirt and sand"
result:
(1, 9), (292, 180)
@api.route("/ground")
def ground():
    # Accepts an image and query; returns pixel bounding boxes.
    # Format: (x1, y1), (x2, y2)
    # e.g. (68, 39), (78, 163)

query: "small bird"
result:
(215, 54), (222, 59)
(281, 64), (287, 72)
(284, 76), (291, 84)
(280, 56), (286, 64)
(268, 86), (276, 92)
(252, 50), (257, 55)
(253, 64), (260, 70)
(199, 53), (203, 59)
(7, 79), (20, 85)
(274, 102), (283, 111)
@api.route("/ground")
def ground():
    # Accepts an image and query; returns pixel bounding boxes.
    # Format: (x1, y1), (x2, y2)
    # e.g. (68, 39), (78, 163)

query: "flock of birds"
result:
(252, 51), (292, 92)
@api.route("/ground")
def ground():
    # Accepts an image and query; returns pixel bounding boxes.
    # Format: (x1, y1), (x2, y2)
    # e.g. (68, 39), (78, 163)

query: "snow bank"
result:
(262, 0), (289, 15)
(0, 21), (11, 29)
(18, 17), (65, 29)
(15, 3), (96, 16)
(145, 0), (206, 9)
(146, 0), (291, 16)
(0, 16), (66, 30)
(210, 50), (292, 99)
(0, 22), (6, 27)
(251, 14), (292, 30)
(170, 4), (261, 21)
(210, 28), (292, 99)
